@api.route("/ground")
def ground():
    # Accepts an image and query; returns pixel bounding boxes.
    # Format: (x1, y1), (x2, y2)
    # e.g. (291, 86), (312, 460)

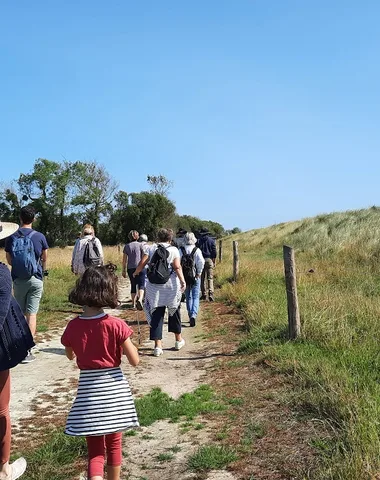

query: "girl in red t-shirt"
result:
(61, 264), (139, 480)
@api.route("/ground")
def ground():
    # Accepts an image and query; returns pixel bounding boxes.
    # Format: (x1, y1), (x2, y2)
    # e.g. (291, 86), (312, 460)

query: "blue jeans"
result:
(185, 278), (200, 319)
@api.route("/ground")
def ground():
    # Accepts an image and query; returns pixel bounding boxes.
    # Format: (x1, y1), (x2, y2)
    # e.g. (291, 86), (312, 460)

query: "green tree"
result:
(109, 191), (176, 243)
(0, 184), (24, 223)
(71, 161), (118, 235)
(17, 158), (79, 245)
(147, 174), (173, 196)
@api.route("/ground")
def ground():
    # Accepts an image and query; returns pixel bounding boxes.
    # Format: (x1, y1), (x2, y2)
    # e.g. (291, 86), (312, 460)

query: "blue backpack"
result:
(11, 230), (39, 279)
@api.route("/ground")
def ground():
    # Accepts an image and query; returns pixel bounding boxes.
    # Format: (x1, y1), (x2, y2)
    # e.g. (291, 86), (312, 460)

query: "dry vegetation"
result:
(215, 207), (380, 479)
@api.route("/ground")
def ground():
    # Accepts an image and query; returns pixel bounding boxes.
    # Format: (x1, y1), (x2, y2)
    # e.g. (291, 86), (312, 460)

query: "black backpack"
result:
(83, 238), (102, 268)
(180, 246), (197, 286)
(147, 244), (172, 284)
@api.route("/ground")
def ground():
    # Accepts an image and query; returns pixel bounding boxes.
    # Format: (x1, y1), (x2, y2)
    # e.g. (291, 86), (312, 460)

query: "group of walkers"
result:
(0, 207), (217, 480)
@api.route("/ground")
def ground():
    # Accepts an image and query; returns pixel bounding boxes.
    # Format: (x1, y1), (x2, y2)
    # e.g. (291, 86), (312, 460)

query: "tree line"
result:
(0, 159), (240, 247)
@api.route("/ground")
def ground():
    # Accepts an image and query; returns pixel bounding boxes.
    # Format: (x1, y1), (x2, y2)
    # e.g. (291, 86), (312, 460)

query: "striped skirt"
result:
(65, 367), (139, 436)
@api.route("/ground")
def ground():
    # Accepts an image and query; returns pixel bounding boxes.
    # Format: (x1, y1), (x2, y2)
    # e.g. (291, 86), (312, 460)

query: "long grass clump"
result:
(217, 206), (380, 479)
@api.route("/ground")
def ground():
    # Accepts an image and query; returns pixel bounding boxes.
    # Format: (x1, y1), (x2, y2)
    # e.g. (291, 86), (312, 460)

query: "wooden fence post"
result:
(219, 240), (223, 263)
(283, 245), (301, 339)
(233, 241), (239, 282)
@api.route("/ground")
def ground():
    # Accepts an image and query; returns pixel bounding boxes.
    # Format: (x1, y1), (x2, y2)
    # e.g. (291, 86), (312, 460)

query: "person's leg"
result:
(0, 370), (26, 479)
(190, 278), (201, 323)
(127, 269), (137, 308)
(185, 286), (191, 319)
(86, 435), (106, 480)
(205, 259), (214, 301)
(136, 271), (146, 309)
(0, 370), (11, 474)
(12, 279), (27, 318)
(25, 277), (44, 338)
(168, 307), (184, 348)
(149, 306), (165, 352)
(105, 432), (122, 480)
(200, 268), (207, 299)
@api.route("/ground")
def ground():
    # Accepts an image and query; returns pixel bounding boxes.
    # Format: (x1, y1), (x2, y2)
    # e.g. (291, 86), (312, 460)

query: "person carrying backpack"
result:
(122, 230), (145, 311)
(180, 232), (205, 327)
(5, 205), (49, 364)
(0, 220), (35, 479)
(71, 224), (104, 276)
(197, 227), (217, 302)
(133, 228), (186, 357)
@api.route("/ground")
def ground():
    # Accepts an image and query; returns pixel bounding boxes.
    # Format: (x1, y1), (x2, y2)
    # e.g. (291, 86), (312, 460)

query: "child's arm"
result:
(65, 346), (76, 360)
(122, 338), (139, 366)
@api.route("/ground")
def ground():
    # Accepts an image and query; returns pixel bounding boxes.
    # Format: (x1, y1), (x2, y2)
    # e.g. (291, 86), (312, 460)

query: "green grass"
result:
(156, 453), (174, 462)
(188, 445), (237, 471)
(21, 385), (220, 479)
(22, 430), (86, 480)
(37, 267), (78, 331)
(135, 384), (225, 426)
(168, 445), (182, 453)
(216, 206), (380, 479)
(241, 421), (266, 447)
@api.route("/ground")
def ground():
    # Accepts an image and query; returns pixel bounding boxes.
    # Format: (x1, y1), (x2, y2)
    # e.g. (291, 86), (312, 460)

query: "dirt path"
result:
(10, 278), (238, 480)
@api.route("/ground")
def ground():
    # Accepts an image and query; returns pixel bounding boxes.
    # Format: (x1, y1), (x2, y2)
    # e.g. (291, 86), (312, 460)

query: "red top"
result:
(61, 314), (133, 370)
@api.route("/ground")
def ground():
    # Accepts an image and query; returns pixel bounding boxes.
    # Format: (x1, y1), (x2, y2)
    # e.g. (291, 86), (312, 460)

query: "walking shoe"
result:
(209, 295), (215, 302)
(153, 347), (163, 357)
(7, 457), (27, 479)
(21, 351), (36, 364)
(175, 339), (185, 351)
(190, 317), (196, 327)
(200, 295), (207, 301)
(136, 299), (143, 311)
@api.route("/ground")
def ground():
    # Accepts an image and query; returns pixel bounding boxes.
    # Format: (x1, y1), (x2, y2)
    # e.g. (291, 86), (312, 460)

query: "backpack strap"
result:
(180, 246), (186, 256)
(16, 229), (36, 239)
(190, 247), (197, 257)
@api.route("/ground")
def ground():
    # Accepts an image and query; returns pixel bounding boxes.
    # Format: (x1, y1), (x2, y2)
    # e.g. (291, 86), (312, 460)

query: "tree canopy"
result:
(1, 159), (234, 246)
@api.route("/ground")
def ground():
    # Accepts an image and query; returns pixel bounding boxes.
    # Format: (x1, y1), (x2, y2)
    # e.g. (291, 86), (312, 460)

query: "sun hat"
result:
(0, 222), (19, 241)
(176, 228), (187, 236)
(199, 227), (210, 235)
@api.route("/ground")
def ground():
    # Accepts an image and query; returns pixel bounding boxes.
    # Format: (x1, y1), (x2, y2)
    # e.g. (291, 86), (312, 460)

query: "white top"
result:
(144, 243), (179, 265)
(71, 235), (104, 275)
(179, 245), (205, 276)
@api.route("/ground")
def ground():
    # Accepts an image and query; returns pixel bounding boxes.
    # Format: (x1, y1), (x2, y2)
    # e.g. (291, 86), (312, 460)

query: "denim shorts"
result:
(13, 276), (44, 314)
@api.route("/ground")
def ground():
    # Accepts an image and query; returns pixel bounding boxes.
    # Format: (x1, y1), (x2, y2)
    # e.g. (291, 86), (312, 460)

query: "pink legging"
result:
(86, 432), (122, 477)
(0, 370), (11, 465)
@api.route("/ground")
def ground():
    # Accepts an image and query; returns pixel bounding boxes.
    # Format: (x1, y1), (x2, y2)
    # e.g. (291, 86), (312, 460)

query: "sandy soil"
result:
(10, 278), (237, 480)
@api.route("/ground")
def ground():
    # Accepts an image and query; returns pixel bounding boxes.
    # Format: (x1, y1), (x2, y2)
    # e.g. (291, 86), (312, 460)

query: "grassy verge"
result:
(21, 431), (86, 480)
(215, 212), (380, 479)
(37, 267), (78, 332)
(135, 384), (226, 426)
(17, 385), (232, 478)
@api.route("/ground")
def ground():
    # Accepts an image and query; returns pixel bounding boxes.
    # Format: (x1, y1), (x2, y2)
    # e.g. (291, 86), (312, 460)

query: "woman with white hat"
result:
(0, 221), (34, 479)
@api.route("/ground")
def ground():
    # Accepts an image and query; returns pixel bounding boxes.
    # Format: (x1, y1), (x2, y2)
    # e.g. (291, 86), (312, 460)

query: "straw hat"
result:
(0, 222), (19, 240)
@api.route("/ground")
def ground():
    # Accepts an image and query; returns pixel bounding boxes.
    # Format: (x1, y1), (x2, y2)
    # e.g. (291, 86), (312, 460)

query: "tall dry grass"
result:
(216, 207), (380, 479)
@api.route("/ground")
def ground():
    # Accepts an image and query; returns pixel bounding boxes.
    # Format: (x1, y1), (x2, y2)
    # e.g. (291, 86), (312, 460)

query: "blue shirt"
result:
(5, 228), (49, 280)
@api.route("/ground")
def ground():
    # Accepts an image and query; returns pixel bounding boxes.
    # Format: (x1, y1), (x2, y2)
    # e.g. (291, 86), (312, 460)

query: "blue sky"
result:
(1, 1), (380, 231)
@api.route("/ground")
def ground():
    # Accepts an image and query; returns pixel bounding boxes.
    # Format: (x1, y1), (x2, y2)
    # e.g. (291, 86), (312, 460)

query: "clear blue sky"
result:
(1, 1), (380, 231)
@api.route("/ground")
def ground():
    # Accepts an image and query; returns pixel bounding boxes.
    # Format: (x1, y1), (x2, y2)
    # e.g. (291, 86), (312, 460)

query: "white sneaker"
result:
(8, 457), (27, 479)
(175, 339), (185, 351)
(153, 347), (163, 357)
(21, 351), (36, 364)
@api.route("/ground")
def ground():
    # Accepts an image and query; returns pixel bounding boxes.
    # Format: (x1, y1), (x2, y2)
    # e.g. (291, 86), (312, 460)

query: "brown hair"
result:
(157, 228), (173, 243)
(69, 263), (118, 308)
(128, 230), (139, 242)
